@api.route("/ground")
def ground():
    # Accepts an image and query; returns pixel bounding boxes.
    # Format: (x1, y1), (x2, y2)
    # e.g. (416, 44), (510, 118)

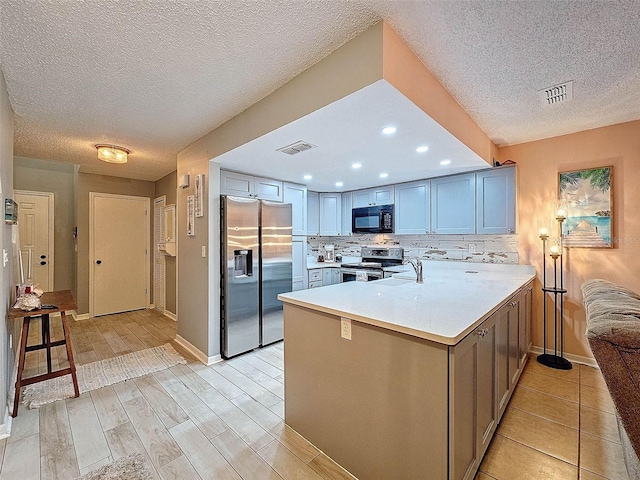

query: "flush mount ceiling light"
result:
(381, 126), (397, 135)
(440, 159), (451, 166)
(351, 163), (362, 169)
(96, 144), (130, 164)
(416, 145), (429, 153)
(335, 181), (344, 187)
(303, 174), (312, 181)
(379, 173), (389, 178)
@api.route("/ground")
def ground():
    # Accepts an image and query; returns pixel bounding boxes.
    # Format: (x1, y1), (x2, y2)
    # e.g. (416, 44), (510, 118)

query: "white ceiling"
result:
(216, 80), (488, 192)
(1, 1), (639, 183)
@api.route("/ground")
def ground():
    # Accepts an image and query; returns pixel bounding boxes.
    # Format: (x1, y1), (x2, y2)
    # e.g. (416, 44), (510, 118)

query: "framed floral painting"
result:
(559, 166), (612, 248)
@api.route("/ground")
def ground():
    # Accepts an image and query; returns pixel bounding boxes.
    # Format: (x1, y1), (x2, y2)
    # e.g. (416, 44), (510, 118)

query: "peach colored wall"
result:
(499, 120), (640, 359)
(382, 22), (495, 165)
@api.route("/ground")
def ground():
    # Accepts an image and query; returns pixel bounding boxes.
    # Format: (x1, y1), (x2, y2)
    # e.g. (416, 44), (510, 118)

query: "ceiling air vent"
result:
(538, 81), (573, 106)
(277, 141), (316, 155)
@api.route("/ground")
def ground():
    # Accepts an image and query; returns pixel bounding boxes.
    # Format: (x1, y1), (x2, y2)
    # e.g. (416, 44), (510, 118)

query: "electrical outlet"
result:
(201, 246), (206, 258)
(341, 317), (352, 340)
(468, 243), (476, 254)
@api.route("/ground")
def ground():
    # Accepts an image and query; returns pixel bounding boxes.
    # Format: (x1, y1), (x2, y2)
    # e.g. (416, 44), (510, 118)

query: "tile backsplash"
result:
(307, 234), (519, 264)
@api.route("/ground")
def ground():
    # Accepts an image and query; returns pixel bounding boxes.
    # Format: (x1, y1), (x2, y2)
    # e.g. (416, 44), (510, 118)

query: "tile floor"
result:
(0, 309), (631, 479)
(478, 358), (630, 480)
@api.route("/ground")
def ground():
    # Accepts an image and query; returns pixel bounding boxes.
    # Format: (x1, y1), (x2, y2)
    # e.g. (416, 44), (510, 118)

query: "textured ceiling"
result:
(1, 1), (639, 182)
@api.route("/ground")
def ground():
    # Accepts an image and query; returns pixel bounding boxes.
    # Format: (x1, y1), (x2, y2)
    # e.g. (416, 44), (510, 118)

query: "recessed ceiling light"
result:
(335, 181), (344, 187)
(351, 163), (362, 169)
(379, 173), (389, 179)
(303, 174), (312, 180)
(416, 145), (429, 153)
(381, 126), (397, 135)
(440, 159), (451, 166)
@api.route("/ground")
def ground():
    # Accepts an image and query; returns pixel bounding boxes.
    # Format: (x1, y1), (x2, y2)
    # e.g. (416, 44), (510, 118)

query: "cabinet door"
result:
(307, 191), (320, 236)
(322, 268), (332, 286)
(292, 237), (306, 291)
(394, 180), (430, 234)
(255, 177), (284, 202)
(352, 189), (372, 208)
(319, 193), (341, 236)
(284, 183), (307, 236)
(450, 314), (497, 480)
(373, 186), (394, 205)
(341, 192), (352, 236)
(221, 171), (254, 198)
(476, 167), (515, 234)
(508, 296), (521, 390)
(331, 268), (341, 284)
(519, 284), (533, 370)
(352, 186), (395, 208)
(496, 302), (510, 419)
(431, 173), (476, 234)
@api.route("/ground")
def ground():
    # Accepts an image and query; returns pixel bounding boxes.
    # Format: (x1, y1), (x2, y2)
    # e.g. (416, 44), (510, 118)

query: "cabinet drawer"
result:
(308, 270), (322, 282)
(308, 280), (323, 289)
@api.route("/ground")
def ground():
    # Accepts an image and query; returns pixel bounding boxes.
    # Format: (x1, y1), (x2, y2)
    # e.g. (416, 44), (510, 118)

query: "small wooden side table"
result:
(8, 290), (80, 417)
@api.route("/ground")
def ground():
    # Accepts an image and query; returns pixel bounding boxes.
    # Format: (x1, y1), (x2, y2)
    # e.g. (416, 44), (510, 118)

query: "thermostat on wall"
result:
(179, 173), (190, 189)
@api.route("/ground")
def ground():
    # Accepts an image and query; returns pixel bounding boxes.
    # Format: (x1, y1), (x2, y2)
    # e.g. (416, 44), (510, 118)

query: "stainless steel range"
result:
(340, 246), (404, 282)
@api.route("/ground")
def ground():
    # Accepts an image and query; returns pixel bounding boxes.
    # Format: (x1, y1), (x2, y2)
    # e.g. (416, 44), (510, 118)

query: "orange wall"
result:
(499, 120), (640, 359)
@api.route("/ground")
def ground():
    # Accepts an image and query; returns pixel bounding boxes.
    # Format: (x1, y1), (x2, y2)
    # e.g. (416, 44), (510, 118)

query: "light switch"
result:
(2, 249), (8, 267)
(341, 317), (352, 340)
(201, 246), (206, 258)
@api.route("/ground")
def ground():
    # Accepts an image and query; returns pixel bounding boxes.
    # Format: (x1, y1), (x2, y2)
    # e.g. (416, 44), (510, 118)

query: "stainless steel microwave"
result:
(352, 205), (394, 234)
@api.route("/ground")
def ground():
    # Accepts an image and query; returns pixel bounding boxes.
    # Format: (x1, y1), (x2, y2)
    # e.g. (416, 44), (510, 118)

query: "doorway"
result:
(14, 190), (54, 291)
(89, 192), (150, 317)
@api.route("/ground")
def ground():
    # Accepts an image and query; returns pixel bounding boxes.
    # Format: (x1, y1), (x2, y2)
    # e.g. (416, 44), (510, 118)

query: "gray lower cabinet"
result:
(451, 280), (533, 480)
(450, 310), (498, 480)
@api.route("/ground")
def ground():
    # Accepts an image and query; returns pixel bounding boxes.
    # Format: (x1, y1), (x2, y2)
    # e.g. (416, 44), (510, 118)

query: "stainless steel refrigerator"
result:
(221, 195), (292, 358)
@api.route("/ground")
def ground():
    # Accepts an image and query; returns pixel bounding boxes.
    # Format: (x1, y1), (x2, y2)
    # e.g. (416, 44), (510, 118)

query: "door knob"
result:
(40, 261), (46, 265)
(40, 254), (46, 259)
(96, 260), (102, 265)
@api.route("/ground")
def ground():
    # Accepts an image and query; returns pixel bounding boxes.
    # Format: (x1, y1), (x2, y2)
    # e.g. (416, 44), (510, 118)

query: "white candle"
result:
(550, 245), (559, 255)
(18, 249), (24, 283)
(27, 248), (32, 280)
(556, 208), (566, 219)
(539, 227), (548, 236)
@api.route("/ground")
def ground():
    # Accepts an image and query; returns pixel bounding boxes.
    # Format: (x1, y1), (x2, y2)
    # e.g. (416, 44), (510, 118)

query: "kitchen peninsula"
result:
(278, 261), (535, 480)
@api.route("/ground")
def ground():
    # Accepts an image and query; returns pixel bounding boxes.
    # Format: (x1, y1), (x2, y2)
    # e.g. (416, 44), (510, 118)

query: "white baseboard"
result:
(174, 335), (222, 366)
(0, 406), (12, 439)
(164, 311), (177, 322)
(72, 311), (91, 321)
(530, 345), (598, 368)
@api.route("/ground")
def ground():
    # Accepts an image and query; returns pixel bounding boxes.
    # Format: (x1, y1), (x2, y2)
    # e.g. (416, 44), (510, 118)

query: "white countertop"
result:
(306, 256), (360, 269)
(280, 261), (535, 345)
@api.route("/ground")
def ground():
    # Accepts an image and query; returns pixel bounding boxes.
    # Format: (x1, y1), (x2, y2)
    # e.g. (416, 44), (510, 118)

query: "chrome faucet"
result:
(405, 258), (423, 283)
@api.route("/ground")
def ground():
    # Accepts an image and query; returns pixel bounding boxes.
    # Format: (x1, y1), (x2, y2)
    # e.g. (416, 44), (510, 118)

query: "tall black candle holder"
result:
(537, 215), (572, 370)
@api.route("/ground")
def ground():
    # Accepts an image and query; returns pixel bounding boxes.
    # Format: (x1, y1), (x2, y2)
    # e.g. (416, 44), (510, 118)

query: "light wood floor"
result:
(0, 309), (630, 479)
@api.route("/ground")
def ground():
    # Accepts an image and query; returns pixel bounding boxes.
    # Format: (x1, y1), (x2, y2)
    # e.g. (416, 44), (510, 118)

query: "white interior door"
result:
(90, 193), (150, 317)
(15, 191), (54, 291)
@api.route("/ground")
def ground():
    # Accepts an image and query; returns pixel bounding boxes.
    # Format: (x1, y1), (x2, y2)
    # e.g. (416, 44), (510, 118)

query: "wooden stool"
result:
(9, 290), (79, 417)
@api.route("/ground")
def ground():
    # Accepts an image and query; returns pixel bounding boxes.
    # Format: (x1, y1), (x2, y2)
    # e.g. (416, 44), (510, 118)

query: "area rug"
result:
(75, 453), (154, 480)
(22, 343), (186, 409)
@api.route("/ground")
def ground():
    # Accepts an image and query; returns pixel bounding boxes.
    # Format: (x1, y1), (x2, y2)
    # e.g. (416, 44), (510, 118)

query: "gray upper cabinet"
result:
(352, 186), (395, 208)
(341, 191), (352, 236)
(221, 170), (284, 202)
(394, 180), (431, 235)
(284, 182), (307, 236)
(319, 193), (342, 236)
(307, 191), (320, 236)
(476, 167), (516, 234)
(431, 173), (476, 234)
